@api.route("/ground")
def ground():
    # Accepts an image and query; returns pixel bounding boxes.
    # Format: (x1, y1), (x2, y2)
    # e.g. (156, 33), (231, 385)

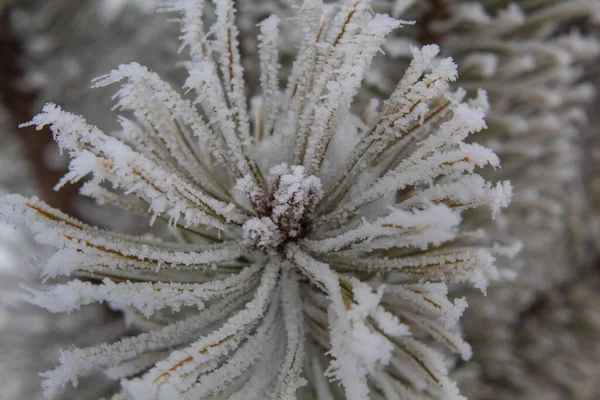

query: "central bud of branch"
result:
(240, 164), (323, 249)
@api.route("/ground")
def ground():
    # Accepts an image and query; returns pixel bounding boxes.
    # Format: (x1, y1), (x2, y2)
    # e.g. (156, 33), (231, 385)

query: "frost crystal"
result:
(241, 164), (323, 249)
(0, 0), (512, 399)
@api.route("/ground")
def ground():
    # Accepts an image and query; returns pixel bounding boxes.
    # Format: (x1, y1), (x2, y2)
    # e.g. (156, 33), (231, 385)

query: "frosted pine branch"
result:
(0, 0), (514, 399)
(406, 1), (600, 398)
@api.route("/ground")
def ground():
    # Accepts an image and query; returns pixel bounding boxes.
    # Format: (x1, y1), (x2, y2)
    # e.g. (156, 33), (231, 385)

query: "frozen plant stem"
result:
(0, 0), (513, 399)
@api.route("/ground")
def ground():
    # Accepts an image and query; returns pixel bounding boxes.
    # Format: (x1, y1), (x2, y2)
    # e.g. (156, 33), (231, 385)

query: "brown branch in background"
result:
(0, 8), (82, 219)
(418, 0), (450, 45)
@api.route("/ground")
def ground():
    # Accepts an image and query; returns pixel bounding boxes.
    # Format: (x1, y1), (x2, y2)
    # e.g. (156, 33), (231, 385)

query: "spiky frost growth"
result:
(0, 221), (124, 400)
(434, 0), (599, 273)
(1, 1), (511, 398)
(413, 1), (600, 397)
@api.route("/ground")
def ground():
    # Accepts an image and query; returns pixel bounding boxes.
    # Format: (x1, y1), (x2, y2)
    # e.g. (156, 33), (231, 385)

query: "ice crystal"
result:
(0, 0), (512, 399)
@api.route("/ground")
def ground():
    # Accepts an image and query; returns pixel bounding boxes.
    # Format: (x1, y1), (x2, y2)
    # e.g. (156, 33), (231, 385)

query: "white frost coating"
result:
(242, 217), (282, 248)
(287, 246), (371, 399)
(40, 294), (252, 397)
(104, 352), (168, 380)
(401, 174), (513, 218)
(90, 62), (230, 197)
(425, 2), (600, 396)
(336, 247), (498, 293)
(157, 0), (209, 63)
(180, 285), (283, 399)
(331, 142), (498, 223)
(268, 164), (323, 235)
(2, 1), (516, 399)
(240, 164), (323, 248)
(303, 12), (403, 173)
(307, 204), (460, 253)
(122, 261), (280, 399)
(288, 247), (411, 400)
(0, 195), (246, 279)
(19, 105), (244, 230)
(211, 0), (257, 175)
(23, 263), (261, 317)
(271, 271), (307, 397)
(257, 14), (281, 138)
(373, 305), (411, 337)
(322, 52), (459, 207)
(324, 279), (411, 400)
(383, 44), (456, 117)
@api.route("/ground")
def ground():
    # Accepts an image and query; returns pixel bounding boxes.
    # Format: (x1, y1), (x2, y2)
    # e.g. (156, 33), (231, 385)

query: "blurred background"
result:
(0, 1), (599, 399)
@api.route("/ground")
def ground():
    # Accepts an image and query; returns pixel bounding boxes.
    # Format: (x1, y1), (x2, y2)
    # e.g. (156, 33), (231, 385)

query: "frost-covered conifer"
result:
(413, 2), (600, 398)
(0, 1), (513, 398)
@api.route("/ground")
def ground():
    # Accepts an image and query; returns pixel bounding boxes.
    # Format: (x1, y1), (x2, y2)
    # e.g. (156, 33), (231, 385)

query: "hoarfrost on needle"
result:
(0, 0), (514, 399)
